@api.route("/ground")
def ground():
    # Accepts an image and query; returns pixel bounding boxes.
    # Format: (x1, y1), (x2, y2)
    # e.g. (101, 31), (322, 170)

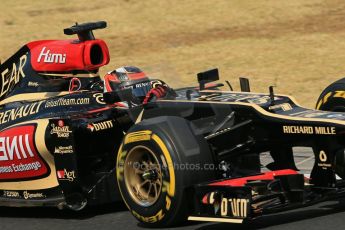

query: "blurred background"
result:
(1, 0), (345, 107)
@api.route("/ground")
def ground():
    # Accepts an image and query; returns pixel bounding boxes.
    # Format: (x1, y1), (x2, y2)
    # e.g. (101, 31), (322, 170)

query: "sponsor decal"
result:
(132, 210), (164, 223)
(27, 81), (39, 87)
(54, 145), (73, 154)
(201, 93), (279, 105)
(50, 124), (72, 138)
(3, 190), (20, 198)
(221, 198), (248, 218)
(318, 150), (331, 169)
(204, 192), (248, 218)
(0, 54), (27, 98)
(0, 101), (44, 125)
(151, 80), (165, 89)
(69, 77), (81, 92)
(246, 96), (272, 105)
(282, 126), (336, 135)
(319, 150), (327, 162)
(326, 113), (345, 119)
(289, 110), (332, 118)
(58, 120), (64, 127)
(269, 103), (293, 111)
(37, 47), (66, 64)
(123, 81), (150, 90)
(93, 93), (105, 104)
(45, 97), (90, 108)
(0, 125), (48, 180)
(204, 192), (221, 214)
(23, 191), (45, 199)
(57, 169), (76, 182)
(87, 120), (113, 132)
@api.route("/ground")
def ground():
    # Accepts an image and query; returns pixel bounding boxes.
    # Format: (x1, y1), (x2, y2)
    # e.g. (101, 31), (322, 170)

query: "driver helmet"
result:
(103, 66), (152, 104)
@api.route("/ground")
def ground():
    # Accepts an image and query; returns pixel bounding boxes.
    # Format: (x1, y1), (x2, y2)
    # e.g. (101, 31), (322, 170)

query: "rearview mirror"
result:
(197, 68), (219, 90)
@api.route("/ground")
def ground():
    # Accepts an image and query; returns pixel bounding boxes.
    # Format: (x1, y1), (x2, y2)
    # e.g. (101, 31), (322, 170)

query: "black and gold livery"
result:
(117, 69), (345, 227)
(0, 21), (124, 210)
(2, 21), (345, 228)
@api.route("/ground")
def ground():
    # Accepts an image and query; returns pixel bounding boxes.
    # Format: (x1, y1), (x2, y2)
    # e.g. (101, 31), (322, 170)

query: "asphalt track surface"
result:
(1, 148), (345, 230)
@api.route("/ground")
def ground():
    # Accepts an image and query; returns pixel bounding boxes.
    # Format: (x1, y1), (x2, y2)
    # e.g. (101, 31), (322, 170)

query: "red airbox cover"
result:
(28, 39), (110, 72)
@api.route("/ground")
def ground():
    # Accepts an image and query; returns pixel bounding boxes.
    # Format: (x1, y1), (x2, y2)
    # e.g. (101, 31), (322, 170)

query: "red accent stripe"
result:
(104, 74), (119, 92)
(210, 169), (298, 187)
(115, 102), (127, 107)
(202, 195), (209, 204)
(194, 83), (219, 90)
(87, 107), (112, 114)
(127, 72), (147, 80)
(87, 102), (126, 113)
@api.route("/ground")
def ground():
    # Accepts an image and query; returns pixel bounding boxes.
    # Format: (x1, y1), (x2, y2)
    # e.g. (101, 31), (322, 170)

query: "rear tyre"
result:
(316, 78), (345, 179)
(316, 78), (345, 112)
(116, 116), (216, 227)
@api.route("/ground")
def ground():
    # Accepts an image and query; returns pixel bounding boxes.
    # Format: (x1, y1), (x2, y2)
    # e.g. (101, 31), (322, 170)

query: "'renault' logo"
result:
(37, 47), (66, 64)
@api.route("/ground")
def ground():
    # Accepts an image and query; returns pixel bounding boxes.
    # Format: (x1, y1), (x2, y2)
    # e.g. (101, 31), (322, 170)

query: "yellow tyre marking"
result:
(333, 91), (345, 99)
(116, 130), (176, 224)
(152, 134), (175, 197)
(124, 130), (152, 144)
(116, 144), (126, 181)
(316, 92), (333, 110)
(116, 143), (132, 212)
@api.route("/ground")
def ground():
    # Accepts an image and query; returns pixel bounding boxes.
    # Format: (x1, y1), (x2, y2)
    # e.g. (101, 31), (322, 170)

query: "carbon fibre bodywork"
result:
(0, 22), (136, 208)
(139, 89), (345, 223)
(1, 21), (345, 225)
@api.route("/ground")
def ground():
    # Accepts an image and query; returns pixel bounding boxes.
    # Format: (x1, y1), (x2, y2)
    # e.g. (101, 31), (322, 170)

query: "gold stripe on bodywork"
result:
(0, 119), (59, 190)
(39, 73), (100, 78)
(135, 109), (144, 124)
(188, 216), (243, 223)
(0, 92), (70, 105)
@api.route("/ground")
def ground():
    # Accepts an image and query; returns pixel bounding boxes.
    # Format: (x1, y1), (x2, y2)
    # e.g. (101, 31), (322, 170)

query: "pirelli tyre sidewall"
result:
(316, 78), (345, 112)
(116, 116), (215, 227)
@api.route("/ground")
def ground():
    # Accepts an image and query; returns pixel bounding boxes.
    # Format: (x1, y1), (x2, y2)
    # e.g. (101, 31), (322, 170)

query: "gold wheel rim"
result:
(124, 145), (163, 207)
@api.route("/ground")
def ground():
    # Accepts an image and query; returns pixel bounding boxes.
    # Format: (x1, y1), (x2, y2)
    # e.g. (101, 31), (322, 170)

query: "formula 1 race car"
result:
(117, 72), (345, 227)
(1, 21), (345, 228)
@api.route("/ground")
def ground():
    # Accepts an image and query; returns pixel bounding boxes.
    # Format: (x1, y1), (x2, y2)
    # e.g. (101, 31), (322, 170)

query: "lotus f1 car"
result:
(1, 21), (345, 228)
